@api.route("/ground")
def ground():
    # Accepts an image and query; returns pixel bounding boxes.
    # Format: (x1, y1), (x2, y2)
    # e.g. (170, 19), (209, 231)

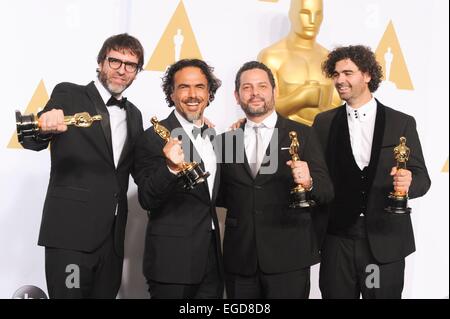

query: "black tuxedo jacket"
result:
(21, 81), (143, 257)
(217, 114), (333, 276)
(134, 111), (222, 285)
(313, 100), (431, 263)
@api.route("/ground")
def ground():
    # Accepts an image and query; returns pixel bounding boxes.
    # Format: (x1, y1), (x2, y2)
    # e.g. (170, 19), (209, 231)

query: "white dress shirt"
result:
(94, 80), (128, 168)
(244, 111), (278, 170)
(346, 98), (377, 171)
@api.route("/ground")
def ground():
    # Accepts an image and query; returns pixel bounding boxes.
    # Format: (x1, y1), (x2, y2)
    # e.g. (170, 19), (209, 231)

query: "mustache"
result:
(248, 96), (265, 103)
(182, 97), (202, 104)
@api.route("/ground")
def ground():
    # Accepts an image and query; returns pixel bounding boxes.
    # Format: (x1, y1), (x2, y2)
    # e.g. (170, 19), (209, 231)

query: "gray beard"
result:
(98, 72), (127, 96)
(185, 111), (202, 122)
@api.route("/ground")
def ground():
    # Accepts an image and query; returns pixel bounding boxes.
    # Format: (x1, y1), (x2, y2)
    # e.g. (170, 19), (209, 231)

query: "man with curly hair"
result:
(134, 59), (223, 298)
(313, 45), (430, 298)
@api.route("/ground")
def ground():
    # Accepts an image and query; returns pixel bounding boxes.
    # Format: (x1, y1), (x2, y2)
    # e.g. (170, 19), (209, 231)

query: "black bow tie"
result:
(106, 96), (127, 109)
(192, 125), (208, 139)
(192, 124), (211, 139)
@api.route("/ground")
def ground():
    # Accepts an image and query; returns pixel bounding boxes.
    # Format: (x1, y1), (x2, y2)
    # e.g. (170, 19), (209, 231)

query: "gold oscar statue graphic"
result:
(375, 20), (414, 91)
(15, 110), (102, 144)
(151, 116), (209, 190)
(145, 1), (202, 72)
(385, 137), (412, 214)
(289, 131), (315, 208)
(173, 29), (184, 62)
(258, 0), (341, 126)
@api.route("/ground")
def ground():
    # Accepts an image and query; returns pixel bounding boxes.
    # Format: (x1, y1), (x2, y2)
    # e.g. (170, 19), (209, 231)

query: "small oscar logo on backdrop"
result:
(145, 0), (203, 72)
(375, 20), (414, 91)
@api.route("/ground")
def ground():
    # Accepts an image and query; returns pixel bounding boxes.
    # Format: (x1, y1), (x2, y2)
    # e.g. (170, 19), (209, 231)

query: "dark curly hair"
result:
(322, 45), (383, 92)
(162, 59), (222, 107)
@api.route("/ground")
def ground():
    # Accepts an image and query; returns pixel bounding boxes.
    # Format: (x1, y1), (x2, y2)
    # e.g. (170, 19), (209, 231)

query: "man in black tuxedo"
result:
(21, 34), (144, 298)
(134, 59), (223, 299)
(313, 45), (431, 298)
(217, 61), (333, 299)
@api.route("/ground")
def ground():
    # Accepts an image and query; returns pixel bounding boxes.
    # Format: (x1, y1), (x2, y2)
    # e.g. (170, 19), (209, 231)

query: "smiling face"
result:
(97, 49), (139, 97)
(235, 68), (275, 121)
(170, 66), (210, 124)
(289, 0), (323, 40)
(332, 58), (372, 107)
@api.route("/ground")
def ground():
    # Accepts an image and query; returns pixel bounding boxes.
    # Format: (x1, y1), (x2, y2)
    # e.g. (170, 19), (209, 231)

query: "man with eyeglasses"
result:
(20, 33), (145, 298)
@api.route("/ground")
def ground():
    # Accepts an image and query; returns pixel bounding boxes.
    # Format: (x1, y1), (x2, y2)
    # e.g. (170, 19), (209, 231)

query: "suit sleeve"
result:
(403, 116), (431, 199)
(303, 126), (334, 205)
(20, 83), (68, 151)
(133, 130), (179, 210)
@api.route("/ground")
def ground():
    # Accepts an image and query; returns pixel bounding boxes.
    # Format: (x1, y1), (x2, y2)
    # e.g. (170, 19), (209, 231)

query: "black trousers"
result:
(225, 267), (311, 299)
(147, 231), (223, 299)
(319, 217), (405, 299)
(45, 231), (123, 299)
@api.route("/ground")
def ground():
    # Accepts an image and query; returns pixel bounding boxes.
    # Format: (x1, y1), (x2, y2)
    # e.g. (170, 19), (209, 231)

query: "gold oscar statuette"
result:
(151, 116), (210, 190)
(15, 110), (102, 144)
(385, 136), (411, 214)
(288, 131), (315, 208)
(258, 0), (341, 126)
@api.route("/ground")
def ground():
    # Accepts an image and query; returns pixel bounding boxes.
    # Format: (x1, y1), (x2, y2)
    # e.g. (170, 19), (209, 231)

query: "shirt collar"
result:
(245, 110), (278, 129)
(94, 78), (124, 105)
(174, 110), (205, 131)
(346, 97), (377, 122)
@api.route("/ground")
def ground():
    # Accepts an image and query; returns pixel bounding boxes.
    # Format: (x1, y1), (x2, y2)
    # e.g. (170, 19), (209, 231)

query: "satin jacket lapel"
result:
(326, 106), (347, 182)
(192, 142), (210, 200)
(211, 162), (221, 204)
(190, 133), (211, 201)
(367, 100), (386, 186)
(255, 115), (287, 184)
(230, 121), (253, 180)
(86, 82), (114, 165)
(206, 127), (220, 203)
(117, 103), (138, 167)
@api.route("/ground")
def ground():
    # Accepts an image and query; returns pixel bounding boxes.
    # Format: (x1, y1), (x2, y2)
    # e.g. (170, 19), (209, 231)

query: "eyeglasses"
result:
(106, 56), (140, 73)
